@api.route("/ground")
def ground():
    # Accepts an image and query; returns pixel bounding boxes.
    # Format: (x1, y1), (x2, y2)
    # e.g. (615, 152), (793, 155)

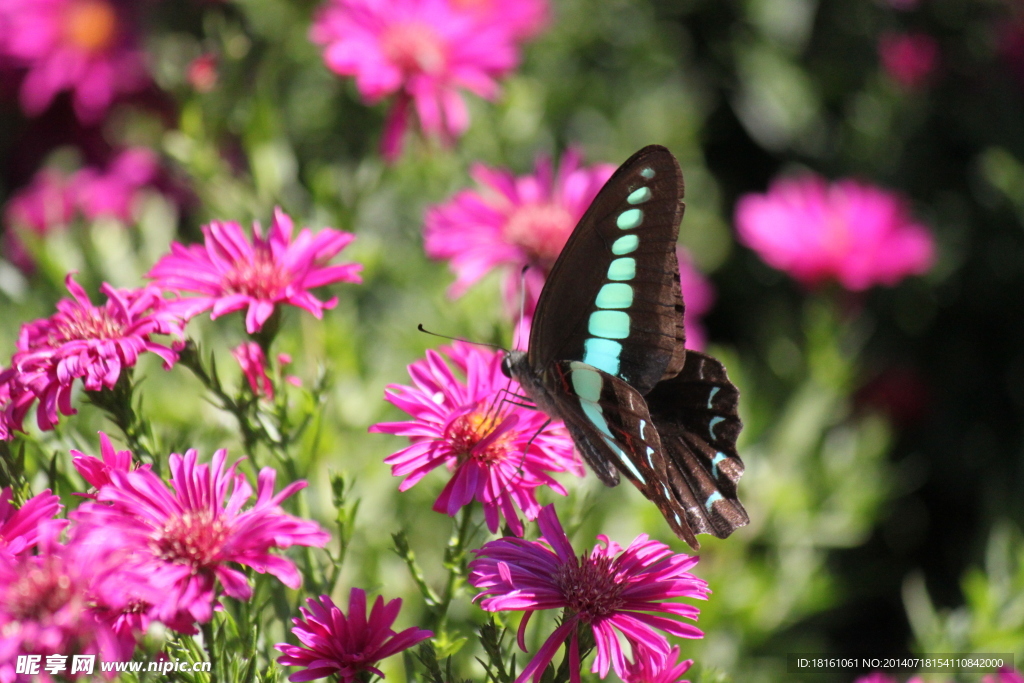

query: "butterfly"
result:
(502, 145), (748, 549)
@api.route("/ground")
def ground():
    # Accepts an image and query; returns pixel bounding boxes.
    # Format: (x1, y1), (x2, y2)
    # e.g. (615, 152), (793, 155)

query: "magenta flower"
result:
(69, 147), (158, 222)
(0, 0), (148, 122)
(0, 532), (149, 681)
(734, 175), (935, 290)
(275, 588), (433, 683)
(370, 342), (580, 535)
(310, 0), (521, 159)
(623, 646), (693, 683)
(448, 0), (548, 40)
(71, 448), (330, 628)
(984, 669), (1024, 683)
(676, 248), (715, 352)
(7, 275), (186, 432)
(147, 207), (362, 334)
(879, 32), (939, 90)
(0, 488), (66, 558)
(424, 149), (616, 317)
(1, 168), (75, 271)
(232, 342), (275, 399)
(469, 505), (708, 683)
(854, 673), (897, 683)
(71, 431), (148, 494)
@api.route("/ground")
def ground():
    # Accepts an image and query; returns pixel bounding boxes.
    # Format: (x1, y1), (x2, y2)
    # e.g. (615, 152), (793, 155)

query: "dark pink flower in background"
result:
(623, 646), (693, 683)
(0, 0), (148, 122)
(1, 168), (75, 271)
(147, 207), (362, 334)
(71, 447), (330, 627)
(853, 673), (897, 683)
(232, 342), (275, 399)
(0, 532), (147, 681)
(424, 149), (615, 319)
(8, 275), (186, 432)
(0, 488), (66, 558)
(187, 53), (218, 93)
(70, 147), (158, 222)
(370, 341), (580, 535)
(983, 669), (1024, 683)
(468, 505), (708, 683)
(448, 0), (548, 40)
(879, 32), (939, 90)
(677, 248), (715, 352)
(71, 430), (148, 494)
(310, 0), (523, 159)
(275, 588), (433, 683)
(734, 175), (935, 290)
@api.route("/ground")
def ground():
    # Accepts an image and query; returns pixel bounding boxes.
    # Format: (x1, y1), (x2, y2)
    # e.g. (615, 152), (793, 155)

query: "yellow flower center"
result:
(381, 21), (447, 76)
(503, 202), (575, 269)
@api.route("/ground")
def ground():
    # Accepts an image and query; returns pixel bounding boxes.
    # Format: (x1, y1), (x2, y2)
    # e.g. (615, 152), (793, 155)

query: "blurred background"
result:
(1, 0), (1023, 681)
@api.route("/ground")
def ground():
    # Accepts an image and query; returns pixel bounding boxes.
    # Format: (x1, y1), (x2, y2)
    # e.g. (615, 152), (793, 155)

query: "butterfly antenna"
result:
(417, 324), (505, 350)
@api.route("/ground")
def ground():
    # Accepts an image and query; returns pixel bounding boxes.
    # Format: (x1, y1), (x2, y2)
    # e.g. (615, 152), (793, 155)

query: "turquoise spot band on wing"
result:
(627, 187), (651, 204)
(640, 167), (655, 179)
(617, 209), (643, 230)
(705, 491), (723, 512)
(612, 234), (638, 255)
(588, 310), (630, 339)
(569, 363), (646, 484)
(595, 283), (633, 309)
(711, 452), (726, 479)
(607, 258), (636, 281)
(583, 338), (621, 376)
(707, 386), (720, 409)
(570, 363), (602, 402)
(709, 416), (725, 440)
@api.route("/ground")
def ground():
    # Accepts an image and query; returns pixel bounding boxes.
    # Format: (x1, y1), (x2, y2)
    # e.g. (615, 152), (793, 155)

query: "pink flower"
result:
(623, 646), (693, 683)
(0, 0), (148, 122)
(1, 168), (75, 271)
(734, 175), (935, 290)
(310, 0), (520, 160)
(7, 275), (186, 433)
(69, 147), (158, 222)
(369, 342), (580, 535)
(71, 448), (330, 628)
(854, 673), (897, 683)
(677, 248), (715, 352)
(275, 588), (433, 683)
(879, 32), (939, 90)
(468, 505), (708, 683)
(147, 207), (363, 334)
(187, 53), (218, 93)
(984, 669), (1024, 683)
(232, 342), (274, 399)
(0, 488), (66, 558)
(448, 0), (548, 40)
(0, 532), (150, 681)
(424, 149), (616, 318)
(71, 431), (149, 494)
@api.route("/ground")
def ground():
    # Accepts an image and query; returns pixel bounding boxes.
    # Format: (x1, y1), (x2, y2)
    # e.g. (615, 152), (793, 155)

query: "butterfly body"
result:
(504, 145), (748, 549)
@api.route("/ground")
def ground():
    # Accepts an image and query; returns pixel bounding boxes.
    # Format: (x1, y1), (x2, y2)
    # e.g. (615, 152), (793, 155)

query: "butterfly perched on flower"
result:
(502, 145), (748, 549)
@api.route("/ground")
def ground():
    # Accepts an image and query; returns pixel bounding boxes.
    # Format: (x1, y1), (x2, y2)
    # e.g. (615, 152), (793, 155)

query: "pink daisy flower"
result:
(69, 147), (158, 222)
(310, 0), (520, 160)
(0, 0), (148, 122)
(448, 0), (548, 40)
(0, 488), (66, 558)
(623, 646), (693, 683)
(879, 32), (939, 90)
(71, 447), (330, 627)
(468, 505), (708, 683)
(984, 669), (1024, 683)
(0, 531), (149, 681)
(369, 341), (580, 535)
(146, 207), (363, 335)
(1, 167), (75, 271)
(232, 342), (276, 399)
(734, 175), (935, 290)
(7, 275), (186, 433)
(275, 588), (433, 683)
(71, 430), (149, 495)
(424, 149), (616, 318)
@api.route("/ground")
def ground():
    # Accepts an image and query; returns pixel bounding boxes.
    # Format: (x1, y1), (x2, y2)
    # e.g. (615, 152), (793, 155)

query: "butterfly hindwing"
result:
(527, 145), (686, 395)
(548, 359), (730, 549)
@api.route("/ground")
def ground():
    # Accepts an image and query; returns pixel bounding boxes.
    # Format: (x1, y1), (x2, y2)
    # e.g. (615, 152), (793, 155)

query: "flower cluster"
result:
(735, 174), (935, 290)
(371, 341), (580, 535)
(2, 148), (160, 271)
(469, 505), (708, 683)
(0, 0), (148, 122)
(310, 0), (547, 159)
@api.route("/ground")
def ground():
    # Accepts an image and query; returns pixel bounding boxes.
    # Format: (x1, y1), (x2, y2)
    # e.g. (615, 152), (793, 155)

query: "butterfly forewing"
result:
(527, 145), (685, 396)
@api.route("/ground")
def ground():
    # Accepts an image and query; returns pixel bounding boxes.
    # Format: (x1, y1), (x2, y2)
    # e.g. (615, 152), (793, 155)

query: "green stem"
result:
(85, 372), (159, 465)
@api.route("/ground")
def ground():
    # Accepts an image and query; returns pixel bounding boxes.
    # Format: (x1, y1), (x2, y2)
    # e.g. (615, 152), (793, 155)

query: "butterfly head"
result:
(500, 350), (527, 379)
